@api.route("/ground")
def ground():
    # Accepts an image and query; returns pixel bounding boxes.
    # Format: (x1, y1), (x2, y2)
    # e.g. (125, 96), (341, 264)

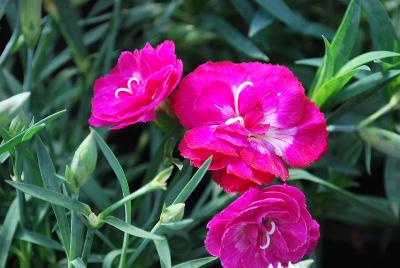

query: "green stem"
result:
(69, 194), (79, 263)
(81, 228), (94, 264)
(99, 183), (155, 220)
(358, 102), (395, 129)
(23, 48), (34, 92)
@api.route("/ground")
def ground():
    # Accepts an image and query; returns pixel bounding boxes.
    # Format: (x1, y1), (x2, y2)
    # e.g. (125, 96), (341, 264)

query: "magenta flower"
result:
(171, 62), (327, 193)
(205, 185), (319, 267)
(89, 41), (183, 129)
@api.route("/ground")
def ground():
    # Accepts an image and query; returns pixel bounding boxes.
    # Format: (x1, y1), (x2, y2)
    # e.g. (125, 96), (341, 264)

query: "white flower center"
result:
(260, 221), (276, 250)
(115, 76), (140, 98)
(224, 81), (253, 125)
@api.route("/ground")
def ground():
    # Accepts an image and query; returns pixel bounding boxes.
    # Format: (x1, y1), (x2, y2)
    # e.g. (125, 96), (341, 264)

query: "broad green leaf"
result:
(311, 69), (357, 107)
(332, 70), (400, 104)
(6, 181), (91, 215)
(254, 0), (334, 39)
(91, 128), (131, 266)
(359, 127), (400, 159)
(338, 51), (400, 75)
(248, 9), (273, 37)
(172, 257), (217, 268)
(363, 0), (400, 53)
(19, 0), (42, 47)
(71, 258), (86, 268)
(15, 229), (63, 251)
(289, 169), (396, 222)
(0, 199), (19, 268)
(0, 92), (30, 126)
(36, 137), (71, 253)
(384, 157), (400, 217)
(172, 156), (212, 205)
(0, 110), (66, 154)
(207, 16), (269, 61)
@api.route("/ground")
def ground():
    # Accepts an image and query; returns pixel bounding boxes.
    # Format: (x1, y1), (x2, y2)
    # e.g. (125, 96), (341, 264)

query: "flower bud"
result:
(150, 166), (173, 190)
(160, 203), (185, 223)
(67, 132), (97, 192)
(9, 112), (29, 136)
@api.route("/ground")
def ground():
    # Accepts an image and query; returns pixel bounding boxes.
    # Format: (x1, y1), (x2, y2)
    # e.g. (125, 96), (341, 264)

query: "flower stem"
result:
(327, 125), (357, 132)
(69, 194), (79, 263)
(98, 183), (156, 221)
(23, 48), (34, 92)
(358, 102), (394, 129)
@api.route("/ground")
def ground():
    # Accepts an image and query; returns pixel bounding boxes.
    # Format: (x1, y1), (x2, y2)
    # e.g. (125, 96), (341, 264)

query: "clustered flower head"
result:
(89, 40), (328, 268)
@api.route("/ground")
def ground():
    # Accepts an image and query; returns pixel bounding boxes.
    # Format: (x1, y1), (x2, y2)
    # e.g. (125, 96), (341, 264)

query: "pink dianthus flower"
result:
(89, 40), (183, 129)
(171, 62), (327, 193)
(205, 185), (319, 268)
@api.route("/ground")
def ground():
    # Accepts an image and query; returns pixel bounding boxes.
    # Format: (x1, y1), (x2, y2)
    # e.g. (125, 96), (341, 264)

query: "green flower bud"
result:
(67, 132), (97, 192)
(150, 166), (174, 191)
(9, 112), (29, 136)
(19, 0), (42, 47)
(0, 92), (30, 127)
(160, 203), (185, 223)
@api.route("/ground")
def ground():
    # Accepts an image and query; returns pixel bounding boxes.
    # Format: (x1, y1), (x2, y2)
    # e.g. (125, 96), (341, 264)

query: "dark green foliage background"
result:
(1, 0), (400, 267)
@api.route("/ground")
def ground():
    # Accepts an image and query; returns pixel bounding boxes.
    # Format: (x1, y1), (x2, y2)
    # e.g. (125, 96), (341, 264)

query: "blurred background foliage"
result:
(1, 0), (400, 267)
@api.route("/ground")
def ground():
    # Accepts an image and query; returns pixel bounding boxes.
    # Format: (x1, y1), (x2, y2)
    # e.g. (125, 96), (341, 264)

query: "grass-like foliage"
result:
(1, 0), (400, 267)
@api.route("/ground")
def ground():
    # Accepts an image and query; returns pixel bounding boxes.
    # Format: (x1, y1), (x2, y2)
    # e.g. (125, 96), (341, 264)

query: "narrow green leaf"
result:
(295, 57), (323, 67)
(91, 128), (131, 266)
(21, 123), (46, 142)
(6, 181), (91, 215)
(359, 127), (400, 159)
(384, 157), (400, 217)
(104, 216), (162, 240)
(329, 0), (361, 72)
(289, 169), (396, 222)
(365, 143), (372, 175)
(0, 110), (66, 154)
(292, 259), (314, 268)
(311, 69), (357, 107)
(255, 0), (334, 39)
(15, 229), (63, 251)
(0, 199), (19, 268)
(51, 0), (89, 73)
(0, 0), (11, 20)
(36, 137), (71, 253)
(338, 51), (400, 75)
(172, 156), (212, 205)
(363, 0), (400, 53)
(172, 257), (217, 268)
(160, 219), (193, 231)
(207, 16), (269, 61)
(332, 70), (400, 104)
(229, 0), (254, 23)
(71, 258), (86, 268)
(154, 239), (171, 268)
(248, 8), (273, 37)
